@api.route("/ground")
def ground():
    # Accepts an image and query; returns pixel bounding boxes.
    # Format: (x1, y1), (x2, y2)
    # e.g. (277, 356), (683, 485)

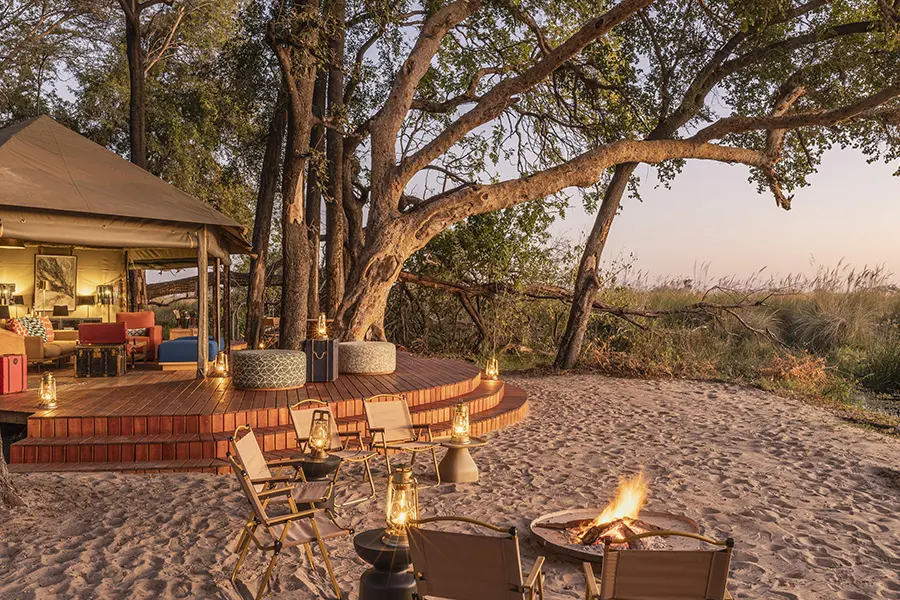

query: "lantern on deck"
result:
(450, 402), (470, 444)
(485, 356), (499, 380)
(316, 313), (328, 339)
(308, 409), (332, 460)
(39, 373), (57, 409)
(383, 467), (419, 546)
(214, 351), (229, 376)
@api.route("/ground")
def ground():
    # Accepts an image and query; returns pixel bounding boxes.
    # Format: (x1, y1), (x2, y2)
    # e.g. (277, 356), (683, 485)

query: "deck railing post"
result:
(197, 226), (209, 378)
(224, 263), (232, 352)
(214, 257), (222, 350)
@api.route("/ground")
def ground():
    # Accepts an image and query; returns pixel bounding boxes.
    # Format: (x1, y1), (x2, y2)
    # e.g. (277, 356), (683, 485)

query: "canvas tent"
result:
(0, 115), (251, 377)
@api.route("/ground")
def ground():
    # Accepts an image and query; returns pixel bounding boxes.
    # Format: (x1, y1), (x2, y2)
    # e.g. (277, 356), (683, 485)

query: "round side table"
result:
(438, 437), (487, 483)
(353, 528), (416, 600)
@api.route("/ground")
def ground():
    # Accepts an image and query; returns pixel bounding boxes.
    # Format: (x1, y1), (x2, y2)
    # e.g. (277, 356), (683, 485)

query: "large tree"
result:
(324, 0), (900, 341)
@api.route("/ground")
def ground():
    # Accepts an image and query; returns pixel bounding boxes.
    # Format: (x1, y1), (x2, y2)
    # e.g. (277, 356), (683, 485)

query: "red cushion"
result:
(79, 322), (127, 344)
(116, 311), (155, 329)
(39, 317), (55, 342)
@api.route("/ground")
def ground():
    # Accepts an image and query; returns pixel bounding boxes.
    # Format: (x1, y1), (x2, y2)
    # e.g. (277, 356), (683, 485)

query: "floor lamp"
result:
(97, 285), (115, 322)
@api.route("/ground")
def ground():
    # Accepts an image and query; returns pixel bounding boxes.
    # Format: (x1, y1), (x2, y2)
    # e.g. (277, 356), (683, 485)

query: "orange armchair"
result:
(116, 311), (162, 361)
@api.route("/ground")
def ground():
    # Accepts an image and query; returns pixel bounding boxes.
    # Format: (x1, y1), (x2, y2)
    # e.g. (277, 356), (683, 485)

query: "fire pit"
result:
(530, 472), (701, 563)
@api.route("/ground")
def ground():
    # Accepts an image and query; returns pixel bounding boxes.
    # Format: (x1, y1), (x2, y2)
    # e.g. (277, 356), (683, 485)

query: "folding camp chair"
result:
(289, 399), (378, 508)
(363, 393), (441, 488)
(226, 452), (350, 599)
(582, 530), (735, 600)
(408, 516), (545, 600)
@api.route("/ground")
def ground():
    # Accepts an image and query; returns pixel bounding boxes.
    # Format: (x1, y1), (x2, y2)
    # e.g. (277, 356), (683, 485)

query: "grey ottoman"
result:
(338, 341), (396, 374)
(232, 349), (307, 390)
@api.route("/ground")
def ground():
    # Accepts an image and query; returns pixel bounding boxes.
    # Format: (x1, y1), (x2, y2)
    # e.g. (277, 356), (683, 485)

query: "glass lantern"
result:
(213, 351), (229, 376)
(308, 409), (332, 460)
(485, 356), (499, 380)
(39, 373), (57, 409)
(383, 467), (419, 546)
(450, 402), (470, 444)
(316, 313), (328, 339)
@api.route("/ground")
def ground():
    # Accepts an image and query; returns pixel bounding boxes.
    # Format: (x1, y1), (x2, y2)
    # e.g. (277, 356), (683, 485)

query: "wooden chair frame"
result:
(289, 399), (378, 509)
(364, 393), (441, 488)
(583, 529), (735, 600)
(226, 451), (348, 600)
(408, 515), (545, 600)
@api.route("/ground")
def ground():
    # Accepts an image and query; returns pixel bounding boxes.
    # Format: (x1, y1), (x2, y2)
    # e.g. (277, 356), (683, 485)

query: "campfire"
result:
(537, 471), (666, 550)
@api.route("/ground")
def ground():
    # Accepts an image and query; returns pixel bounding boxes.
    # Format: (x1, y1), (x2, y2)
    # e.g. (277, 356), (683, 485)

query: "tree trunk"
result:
(123, 4), (148, 311)
(335, 222), (410, 340)
(554, 162), (636, 369)
(0, 431), (24, 509)
(245, 95), (287, 348)
(323, 0), (346, 316)
(342, 152), (364, 276)
(306, 71), (327, 321)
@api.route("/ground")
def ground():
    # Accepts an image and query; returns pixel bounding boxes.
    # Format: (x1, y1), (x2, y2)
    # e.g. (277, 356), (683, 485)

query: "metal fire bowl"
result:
(529, 508), (701, 563)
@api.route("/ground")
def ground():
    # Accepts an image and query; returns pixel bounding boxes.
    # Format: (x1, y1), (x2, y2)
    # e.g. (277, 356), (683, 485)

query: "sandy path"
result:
(1, 375), (898, 599)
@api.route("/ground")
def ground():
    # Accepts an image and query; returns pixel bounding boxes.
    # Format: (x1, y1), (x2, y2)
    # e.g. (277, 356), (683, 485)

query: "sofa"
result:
(116, 311), (162, 361)
(4, 316), (79, 364)
(0, 328), (26, 356)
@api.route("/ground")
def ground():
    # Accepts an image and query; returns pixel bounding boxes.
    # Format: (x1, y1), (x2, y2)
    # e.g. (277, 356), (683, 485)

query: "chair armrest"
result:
(257, 486), (294, 499)
(524, 556), (544, 590)
(368, 427), (385, 433)
(249, 475), (296, 485)
(266, 456), (307, 468)
(582, 562), (599, 599)
(412, 424), (433, 442)
(338, 431), (364, 450)
(24, 336), (44, 359)
(266, 508), (320, 527)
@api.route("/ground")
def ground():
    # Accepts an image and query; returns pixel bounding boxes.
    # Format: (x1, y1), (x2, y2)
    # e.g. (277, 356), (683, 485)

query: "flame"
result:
(592, 470), (648, 526)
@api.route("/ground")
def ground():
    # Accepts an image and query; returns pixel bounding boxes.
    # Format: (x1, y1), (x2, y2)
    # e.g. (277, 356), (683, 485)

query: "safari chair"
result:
(226, 452), (349, 600)
(289, 399), (378, 509)
(408, 516), (545, 600)
(363, 393), (441, 488)
(582, 530), (735, 600)
(229, 426), (335, 556)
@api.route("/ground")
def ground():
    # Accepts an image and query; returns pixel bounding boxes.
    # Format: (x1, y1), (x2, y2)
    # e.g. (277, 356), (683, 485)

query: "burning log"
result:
(577, 518), (664, 549)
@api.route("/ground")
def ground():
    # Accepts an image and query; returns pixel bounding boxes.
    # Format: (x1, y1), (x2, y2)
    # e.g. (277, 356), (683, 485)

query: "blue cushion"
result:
(158, 336), (222, 363)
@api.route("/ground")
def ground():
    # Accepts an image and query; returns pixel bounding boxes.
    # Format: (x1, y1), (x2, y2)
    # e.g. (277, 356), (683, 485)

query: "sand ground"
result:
(1, 375), (898, 599)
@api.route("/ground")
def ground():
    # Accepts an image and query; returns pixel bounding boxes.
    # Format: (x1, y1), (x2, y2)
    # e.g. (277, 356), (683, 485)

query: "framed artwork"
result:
(34, 255), (77, 311)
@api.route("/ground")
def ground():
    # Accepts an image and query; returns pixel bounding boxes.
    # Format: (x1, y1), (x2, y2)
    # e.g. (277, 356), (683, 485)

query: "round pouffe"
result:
(232, 349), (307, 390)
(339, 341), (396, 375)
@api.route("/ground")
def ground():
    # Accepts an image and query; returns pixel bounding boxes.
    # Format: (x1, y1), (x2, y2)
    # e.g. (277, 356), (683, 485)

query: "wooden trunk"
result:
(75, 345), (127, 378)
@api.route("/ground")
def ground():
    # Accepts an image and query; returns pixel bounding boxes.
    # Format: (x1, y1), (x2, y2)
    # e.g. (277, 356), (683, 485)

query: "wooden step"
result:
(8, 380), (509, 465)
(7, 458), (228, 474)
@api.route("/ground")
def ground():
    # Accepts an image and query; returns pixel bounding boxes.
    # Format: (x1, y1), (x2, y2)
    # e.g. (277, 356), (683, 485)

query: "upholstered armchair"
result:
(115, 311), (162, 361)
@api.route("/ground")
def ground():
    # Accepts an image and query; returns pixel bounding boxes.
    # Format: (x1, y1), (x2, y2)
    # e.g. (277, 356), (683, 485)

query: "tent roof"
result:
(0, 115), (249, 250)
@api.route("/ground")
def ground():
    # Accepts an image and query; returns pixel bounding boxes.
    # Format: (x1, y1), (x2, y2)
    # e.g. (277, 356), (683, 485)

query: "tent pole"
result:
(213, 257), (222, 350)
(224, 263), (232, 352)
(197, 226), (209, 378)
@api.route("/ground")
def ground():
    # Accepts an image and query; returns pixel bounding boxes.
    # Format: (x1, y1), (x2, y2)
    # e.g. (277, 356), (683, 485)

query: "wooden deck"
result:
(2, 352), (528, 473)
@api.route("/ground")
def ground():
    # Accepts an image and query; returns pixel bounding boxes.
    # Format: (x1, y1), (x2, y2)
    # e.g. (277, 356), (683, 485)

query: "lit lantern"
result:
(450, 402), (470, 444)
(258, 342), (265, 349)
(485, 356), (499, 380)
(382, 467), (419, 546)
(316, 313), (328, 339)
(39, 373), (57, 409)
(214, 351), (229, 376)
(308, 409), (332, 460)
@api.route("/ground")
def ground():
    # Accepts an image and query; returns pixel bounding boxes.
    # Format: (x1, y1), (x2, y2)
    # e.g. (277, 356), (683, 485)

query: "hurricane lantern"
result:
(383, 467), (419, 546)
(485, 356), (500, 380)
(450, 402), (471, 444)
(214, 351), (229, 376)
(308, 409), (332, 460)
(39, 373), (58, 409)
(316, 313), (328, 339)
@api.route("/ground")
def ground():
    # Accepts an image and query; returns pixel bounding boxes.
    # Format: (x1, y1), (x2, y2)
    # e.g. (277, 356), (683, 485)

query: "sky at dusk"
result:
(549, 148), (900, 284)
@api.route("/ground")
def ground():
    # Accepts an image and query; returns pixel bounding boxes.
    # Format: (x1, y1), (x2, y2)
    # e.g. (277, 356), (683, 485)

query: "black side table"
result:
(353, 528), (416, 600)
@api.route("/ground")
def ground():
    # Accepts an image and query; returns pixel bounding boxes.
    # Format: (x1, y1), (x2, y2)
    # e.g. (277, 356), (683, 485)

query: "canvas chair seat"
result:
(331, 448), (377, 461)
(288, 481), (332, 504)
(260, 510), (348, 548)
(387, 440), (439, 451)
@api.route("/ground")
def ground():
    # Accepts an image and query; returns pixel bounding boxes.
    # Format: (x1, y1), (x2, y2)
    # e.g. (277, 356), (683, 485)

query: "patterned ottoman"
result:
(232, 349), (306, 390)
(338, 341), (396, 375)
